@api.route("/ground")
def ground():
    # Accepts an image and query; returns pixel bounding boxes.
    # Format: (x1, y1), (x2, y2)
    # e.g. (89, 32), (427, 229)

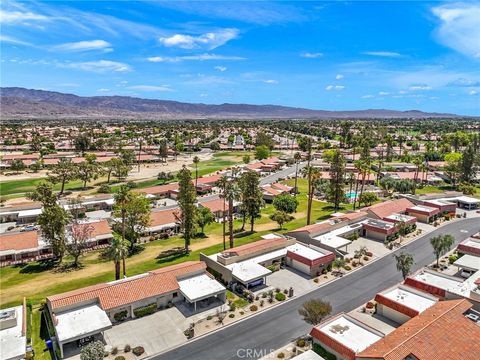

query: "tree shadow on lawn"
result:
(17, 259), (58, 274)
(233, 230), (257, 239)
(156, 247), (189, 264)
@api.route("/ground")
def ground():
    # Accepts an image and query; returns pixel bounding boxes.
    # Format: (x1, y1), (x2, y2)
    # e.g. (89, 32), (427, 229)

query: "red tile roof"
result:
(357, 299), (480, 360)
(199, 198), (228, 213)
(367, 198), (414, 219)
(0, 231), (39, 252)
(137, 183), (179, 196)
(222, 237), (288, 257)
(72, 220), (112, 239)
(149, 209), (177, 227)
(48, 261), (206, 311)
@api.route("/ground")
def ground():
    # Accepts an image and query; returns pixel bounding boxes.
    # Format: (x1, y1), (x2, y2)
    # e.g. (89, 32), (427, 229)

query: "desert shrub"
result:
(260, 300), (264, 307)
(250, 305), (258, 311)
(283, 289), (288, 294)
(207, 315), (213, 321)
(366, 251), (373, 257)
(366, 301), (375, 309)
(111, 347), (118, 355)
(275, 292), (286, 301)
(313, 343), (337, 360)
(240, 311), (245, 315)
(363, 256), (369, 261)
(275, 287), (281, 293)
(296, 338), (306, 347)
(448, 254), (458, 264)
(133, 303), (156, 318)
(277, 353), (285, 359)
(98, 184), (111, 194)
(343, 265), (352, 271)
(229, 303), (236, 312)
(114, 310), (128, 322)
(132, 347), (145, 356)
(115, 357), (125, 360)
(124, 345), (131, 352)
(262, 292), (267, 298)
(229, 313), (235, 318)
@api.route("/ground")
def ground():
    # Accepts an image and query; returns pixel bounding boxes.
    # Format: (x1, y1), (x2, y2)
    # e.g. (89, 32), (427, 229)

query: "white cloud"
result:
(63, 60), (131, 73)
(432, 3), (480, 59)
(361, 95), (375, 99)
(0, 34), (32, 46)
(263, 79), (279, 84)
(448, 78), (480, 87)
(128, 85), (173, 92)
(469, 90), (478, 96)
(214, 66), (227, 72)
(97, 88), (110, 92)
(300, 52), (323, 58)
(53, 40), (112, 52)
(408, 84), (432, 91)
(362, 51), (401, 57)
(335, 74), (344, 80)
(378, 91), (390, 96)
(147, 53), (246, 62)
(326, 85), (344, 91)
(0, 9), (49, 23)
(159, 28), (239, 50)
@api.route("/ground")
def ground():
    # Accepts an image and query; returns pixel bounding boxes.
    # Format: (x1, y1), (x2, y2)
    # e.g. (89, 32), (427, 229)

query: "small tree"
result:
(103, 234), (130, 280)
(80, 340), (104, 360)
(243, 155), (251, 164)
(273, 194), (299, 214)
(355, 246), (368, 265)
(10, 159), (26, 172)
(430, 234), (455, 267)
(196, 207), (215, 234)
(215, 306), (227, 325)
(332, 258), (346, 275)
(270, 211), (293, 230)
(48, 158), (75, 195)
(255, 145), (270, 160)
(394, 252), (414, 280)
(193, 155), (200, 186)
(176, 166), (197, 254)
(358, 192), (378, 207)
(298, 299), (332, 326)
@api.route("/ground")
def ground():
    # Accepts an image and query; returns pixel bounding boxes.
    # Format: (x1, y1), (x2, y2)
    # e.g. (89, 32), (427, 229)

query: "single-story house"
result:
(198, 198), (239, 222)
(0, 302), (27, 360)
(146, 209), (179, 235)
(70, 220), (113, 248)
(366, 199), (414, 220)
(46, 261), (226, 357)
(310, 313), (384, 360)
(361, 219), (398, 242)
(405, 204), (440, 223)
(356, 299), (480, 360)
(374, 284), (438, 325)
(457, 238), (480, 257)
(0, 231), (52, 266)
(423, 199), (457, 215)
(136, 183), (179, 199)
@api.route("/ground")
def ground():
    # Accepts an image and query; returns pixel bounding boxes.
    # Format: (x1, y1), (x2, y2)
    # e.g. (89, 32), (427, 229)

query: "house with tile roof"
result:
(46, 261), (226, 357)
(0, 231), (52, 266)
(356, 299), (480, 360)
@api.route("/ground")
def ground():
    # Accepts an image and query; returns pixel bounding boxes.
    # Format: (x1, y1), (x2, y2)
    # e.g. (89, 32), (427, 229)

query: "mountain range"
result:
(0, 87), (461, 121)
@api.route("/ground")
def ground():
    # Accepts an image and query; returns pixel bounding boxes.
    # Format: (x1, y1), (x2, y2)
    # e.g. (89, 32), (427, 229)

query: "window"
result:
(173, 292), (178, 298)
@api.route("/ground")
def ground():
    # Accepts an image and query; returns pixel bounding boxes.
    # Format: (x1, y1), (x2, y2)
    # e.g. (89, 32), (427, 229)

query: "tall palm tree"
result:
(412, 156), (423, 194)
(104, 235), (130, 280)
(216, 176), (229, 250)
(293, 152), (302, 195)
(193, 155), (200, 187)
(224, 181), (241, 248)
(114, 185), (132, 268)
(353, 160), (364, 210)
(302, 166), (321, 224)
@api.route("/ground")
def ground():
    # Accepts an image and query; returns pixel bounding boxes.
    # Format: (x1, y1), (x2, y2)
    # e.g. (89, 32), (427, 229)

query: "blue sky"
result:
(1, 1), (479, 115)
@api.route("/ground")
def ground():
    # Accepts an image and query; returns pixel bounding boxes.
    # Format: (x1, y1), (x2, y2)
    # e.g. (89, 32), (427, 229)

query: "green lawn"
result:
(189, 151), (254, 177)
(0, 178), (84, 198)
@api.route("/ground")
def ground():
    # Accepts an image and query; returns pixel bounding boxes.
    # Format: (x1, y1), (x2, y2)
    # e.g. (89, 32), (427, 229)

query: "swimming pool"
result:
(346, 192), (357, 199)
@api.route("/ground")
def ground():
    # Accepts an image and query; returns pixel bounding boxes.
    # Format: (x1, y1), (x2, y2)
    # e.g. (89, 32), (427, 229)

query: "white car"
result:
(460, 269), (475, 279)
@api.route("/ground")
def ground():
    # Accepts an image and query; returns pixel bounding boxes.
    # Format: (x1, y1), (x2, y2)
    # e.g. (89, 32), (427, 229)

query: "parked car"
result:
(77, 336), (94, 347)
(460, 269), (475, 279)
(21, 225), (38, 232)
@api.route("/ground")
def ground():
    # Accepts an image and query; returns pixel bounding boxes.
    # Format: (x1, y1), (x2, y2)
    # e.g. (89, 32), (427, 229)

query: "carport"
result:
(54, 304), (112, 358)
(229, 262), (271, 289)
(178, 274), (226, 311)
(453, 255), (480, 273)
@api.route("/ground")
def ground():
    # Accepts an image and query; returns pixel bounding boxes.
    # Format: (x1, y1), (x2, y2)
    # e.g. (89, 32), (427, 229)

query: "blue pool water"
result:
(346, 192), (357, 199)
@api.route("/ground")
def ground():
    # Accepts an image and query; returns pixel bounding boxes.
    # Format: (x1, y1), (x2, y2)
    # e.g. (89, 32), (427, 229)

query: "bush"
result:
(260, 300), (264, 307)
(132, 347), (145, 356)
(363, 256), (370, 261)
(240, 311), (245, 315)
(111, 347), (118, 355)
(114, 310), (128, 322)
(283, 289), (288, 294)
(262, 292), (268, 298)
(275, 287), (281, 293)
(277, 353), (285, 359)
(250, 305), (258, 312)
(448, 254), (458, 264)
(115, 357), (125, 360)
(275, 292), (286, 301)
(126, 181), (138, 189)
(366, 251), (373, 257)
(133, 303), (156, 318)
(267, 264), (277, 272)
(343, 265), (352, 271)
(314, 278), (319, 283)
(229, 303), (236, 312)
(98, 184), (111, 193)
(229, 313), (235, 318)
(124, 345), (131, 352)
(296, 338), (306, 347)
(207, 315), (213, 321)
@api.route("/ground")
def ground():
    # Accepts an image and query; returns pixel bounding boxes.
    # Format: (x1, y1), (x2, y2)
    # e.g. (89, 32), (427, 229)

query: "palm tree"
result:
(104, 235), (130, 280)
(114, 185), (132, 265)
(430, 235), (455, 268)
(293, 152), (302, 195)
(216, 176), (229, 250)
(193, 155), (200, 187)
(302, 165), (320, 225)
(394, 252), (414, 280)
(224, 181), (241, 248)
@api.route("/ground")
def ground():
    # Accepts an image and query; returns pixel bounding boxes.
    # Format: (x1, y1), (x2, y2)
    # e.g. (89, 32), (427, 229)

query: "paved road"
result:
(260, 161), (307, 185)
(154, 218), (479, 360)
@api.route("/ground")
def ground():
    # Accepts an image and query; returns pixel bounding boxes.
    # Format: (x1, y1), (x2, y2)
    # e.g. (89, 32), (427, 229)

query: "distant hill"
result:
(0, 87), (461, 120)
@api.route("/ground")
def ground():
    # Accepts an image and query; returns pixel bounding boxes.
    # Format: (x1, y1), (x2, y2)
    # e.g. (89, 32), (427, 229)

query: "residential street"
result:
(154, 218), (480, 360)
(259, 161), (307, 185)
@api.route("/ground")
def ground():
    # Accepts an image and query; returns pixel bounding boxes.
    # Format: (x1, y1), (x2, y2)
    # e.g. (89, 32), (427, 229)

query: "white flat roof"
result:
(229, 261), (272, 283)
(55, 304), (112, 343)
(178, 273), (225, 302)
(313, 233), (352, 249)
(292, 350), (326, 360)
(286, 243), (330, 260)
(445, 196), (480, 204)
(409, 205), (438, 212)
(318, 315), (383, 353)
(461, 238), (480, 250)
(0, 306), (26, 360)
(385, 213), (416, 222)
(411, 270), (463, 292)
(147, 223), (177, 232)
(85, 210), (111, 219)
(261, 233), (283, 240)
(17, 208), (42, 218)
(454, 255), (480, 271)
(382, 286), (437, 313)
